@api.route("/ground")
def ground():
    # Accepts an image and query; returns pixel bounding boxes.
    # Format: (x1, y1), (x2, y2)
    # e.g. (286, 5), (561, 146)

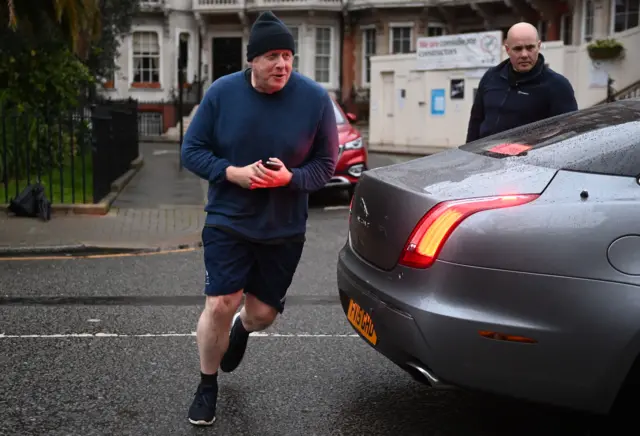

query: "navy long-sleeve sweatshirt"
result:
(181, 70), (338, 241)
(466, 54), (578, 143)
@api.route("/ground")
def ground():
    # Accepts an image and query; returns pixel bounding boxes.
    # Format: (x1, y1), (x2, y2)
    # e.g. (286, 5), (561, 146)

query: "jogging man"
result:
(180, 10), (339, 426)
(466, 22), (577, 142)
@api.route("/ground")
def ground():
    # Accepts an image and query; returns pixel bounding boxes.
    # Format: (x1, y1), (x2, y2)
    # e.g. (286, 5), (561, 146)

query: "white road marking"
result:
(323, 205), (350, 211)
(0, 332), (359, 339)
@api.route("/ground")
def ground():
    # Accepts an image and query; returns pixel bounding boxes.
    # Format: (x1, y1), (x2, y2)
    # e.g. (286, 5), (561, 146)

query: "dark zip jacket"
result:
(466, 54), (578, 143)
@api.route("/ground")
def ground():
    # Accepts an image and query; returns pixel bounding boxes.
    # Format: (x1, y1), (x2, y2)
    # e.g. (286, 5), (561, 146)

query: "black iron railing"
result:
(1, 99), (139, 205)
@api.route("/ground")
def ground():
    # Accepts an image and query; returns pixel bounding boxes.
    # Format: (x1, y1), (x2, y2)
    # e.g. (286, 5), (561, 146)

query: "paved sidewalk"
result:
(0, 143), (207, 254)
(0, 140), (419, 254)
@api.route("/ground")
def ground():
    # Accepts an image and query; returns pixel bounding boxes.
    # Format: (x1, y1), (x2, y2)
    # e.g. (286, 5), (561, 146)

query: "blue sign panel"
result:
(431, 88), (445, 116)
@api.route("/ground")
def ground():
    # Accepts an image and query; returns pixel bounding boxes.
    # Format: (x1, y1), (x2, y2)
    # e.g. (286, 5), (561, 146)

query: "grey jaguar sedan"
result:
(337, 98), (640, 414)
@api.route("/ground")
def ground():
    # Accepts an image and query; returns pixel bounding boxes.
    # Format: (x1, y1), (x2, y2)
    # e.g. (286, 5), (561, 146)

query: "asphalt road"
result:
(0, 191), (628, 436)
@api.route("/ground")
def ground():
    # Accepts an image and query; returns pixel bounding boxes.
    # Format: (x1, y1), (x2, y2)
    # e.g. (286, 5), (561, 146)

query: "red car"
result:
(326, 98), (368, 197)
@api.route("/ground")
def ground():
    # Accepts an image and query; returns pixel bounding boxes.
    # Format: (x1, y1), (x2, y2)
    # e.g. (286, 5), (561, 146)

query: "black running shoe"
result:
(220, 312), (250, 373)
(188, 383), (217, 426)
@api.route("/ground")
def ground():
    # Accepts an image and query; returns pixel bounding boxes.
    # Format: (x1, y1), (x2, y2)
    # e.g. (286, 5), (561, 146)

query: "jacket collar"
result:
(498, 53), (546, 84)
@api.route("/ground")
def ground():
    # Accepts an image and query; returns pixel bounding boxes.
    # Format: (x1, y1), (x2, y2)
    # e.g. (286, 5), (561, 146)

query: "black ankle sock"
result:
(200, 372), (218, 387)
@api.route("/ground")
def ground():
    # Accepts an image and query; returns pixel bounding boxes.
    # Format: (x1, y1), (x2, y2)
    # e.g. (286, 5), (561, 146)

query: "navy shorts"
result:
(201, 226), (305, 313)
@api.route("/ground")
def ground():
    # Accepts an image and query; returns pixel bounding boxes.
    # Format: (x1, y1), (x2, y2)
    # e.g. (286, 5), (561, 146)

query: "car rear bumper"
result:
(337, 277), (451, 389)
(337, 242), (634, 414)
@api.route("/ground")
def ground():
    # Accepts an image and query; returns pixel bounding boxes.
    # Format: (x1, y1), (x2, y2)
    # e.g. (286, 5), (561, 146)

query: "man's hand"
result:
(225, 162), (262, 189)
(250, 158), (293, 189)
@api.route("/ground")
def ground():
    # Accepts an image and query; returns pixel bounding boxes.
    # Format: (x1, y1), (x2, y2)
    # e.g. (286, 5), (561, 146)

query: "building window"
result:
(583, 0), (595, 42)
(391, 26), (412, 54)
(362, 27), (376, 85)
(178, 32), (189, 84)
(614, 0), (640, 32)
(288, 26), (300, 71)
(314, 27), (331, 84)
(427, 24), (446, 37)
(561, 14), (573, 45)
(103, 69), (116, 88)
(132, 31), (160, 85)
(537, 20), (548, 41)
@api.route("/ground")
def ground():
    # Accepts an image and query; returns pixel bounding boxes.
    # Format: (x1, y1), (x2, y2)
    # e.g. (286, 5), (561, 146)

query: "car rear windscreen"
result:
(459, 100), (640, 177)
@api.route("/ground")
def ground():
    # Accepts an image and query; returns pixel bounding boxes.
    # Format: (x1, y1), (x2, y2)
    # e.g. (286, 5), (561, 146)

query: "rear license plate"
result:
(347, 299), (378, 346)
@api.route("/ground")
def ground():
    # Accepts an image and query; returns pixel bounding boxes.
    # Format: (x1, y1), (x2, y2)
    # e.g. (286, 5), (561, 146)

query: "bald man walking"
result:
(466, 22), (577, 143)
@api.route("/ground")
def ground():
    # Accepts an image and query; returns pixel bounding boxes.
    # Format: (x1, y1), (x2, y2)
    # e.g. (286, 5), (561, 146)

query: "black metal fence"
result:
(1, 99), (139, 206)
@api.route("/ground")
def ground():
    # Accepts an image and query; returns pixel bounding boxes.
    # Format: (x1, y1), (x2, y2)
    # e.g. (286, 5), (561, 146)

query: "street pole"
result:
(178, 34), (188, 170)
(178, 64), (184, 170)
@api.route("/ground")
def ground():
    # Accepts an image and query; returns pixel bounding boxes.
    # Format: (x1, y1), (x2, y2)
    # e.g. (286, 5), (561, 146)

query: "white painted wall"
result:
(368, 0), (640, 154)
(102, 7), (341, 102)
(103, 15), (173, 102)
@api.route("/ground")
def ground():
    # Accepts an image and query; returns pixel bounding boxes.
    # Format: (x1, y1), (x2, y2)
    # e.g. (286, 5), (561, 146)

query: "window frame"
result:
(313, 26), (333, 85)
(389, 22), (414, 54)
(426, 22), (447, 37)
(286, 24), (301, 72)
(560, 13), (573, 45)
(611, 0), (640, 33)
(581, 0), (595, 42)
(130, 29), (162, 88)
(361, 25), (376, 87)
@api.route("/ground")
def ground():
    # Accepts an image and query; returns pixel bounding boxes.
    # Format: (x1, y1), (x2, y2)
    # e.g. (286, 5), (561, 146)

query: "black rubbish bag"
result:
(8, 183), (52, 221)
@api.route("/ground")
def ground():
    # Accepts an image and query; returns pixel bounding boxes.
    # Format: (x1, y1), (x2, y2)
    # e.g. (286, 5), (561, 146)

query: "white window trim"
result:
(537, 20), (548, 41)
(581, 0), (594, 43)
(283, 22), (303, 72)
(610, 0), (640, 34)
(426, 22), (447, 36)
(313, 25), (335, 87)
(128, 25), (164, 88)
(560, 13), (572, 45)
(101, 63), (117, 90)
(388, 22), (415, 54)
(360, 24), (376, 88)
(175, 28), (195, 86)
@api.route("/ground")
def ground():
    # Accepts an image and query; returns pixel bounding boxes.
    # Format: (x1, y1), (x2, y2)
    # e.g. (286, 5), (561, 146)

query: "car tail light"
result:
(399, 194), (539, 269)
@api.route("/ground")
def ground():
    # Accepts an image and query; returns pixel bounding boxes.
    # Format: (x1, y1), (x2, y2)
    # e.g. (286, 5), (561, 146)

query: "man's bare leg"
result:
(188, 290), (243, 426)
(220, 293), (278, 373)
(197, 291), (244, 374)
(240, 293), (278, 332)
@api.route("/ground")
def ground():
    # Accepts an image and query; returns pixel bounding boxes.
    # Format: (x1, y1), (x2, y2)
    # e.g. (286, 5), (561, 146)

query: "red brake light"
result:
(399, 194), (539, 269)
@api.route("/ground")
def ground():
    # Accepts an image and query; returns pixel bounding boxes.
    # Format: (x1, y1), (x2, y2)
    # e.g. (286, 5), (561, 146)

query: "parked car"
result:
(337, 98), (640, 415)
(325, 98), (368, 197)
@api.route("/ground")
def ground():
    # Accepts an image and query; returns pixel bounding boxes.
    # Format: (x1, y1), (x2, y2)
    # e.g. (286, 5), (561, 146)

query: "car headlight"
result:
(343, 137), (363, 150)
(348, 164), (364, 177)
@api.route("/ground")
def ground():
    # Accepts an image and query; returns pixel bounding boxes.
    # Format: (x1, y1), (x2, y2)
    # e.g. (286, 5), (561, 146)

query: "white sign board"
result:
(416, 31), (502, 71)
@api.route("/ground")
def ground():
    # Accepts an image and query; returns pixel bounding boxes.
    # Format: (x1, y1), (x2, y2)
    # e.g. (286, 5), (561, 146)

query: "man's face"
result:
(505, 36), (541, 72)
(251, 49), (293, 93)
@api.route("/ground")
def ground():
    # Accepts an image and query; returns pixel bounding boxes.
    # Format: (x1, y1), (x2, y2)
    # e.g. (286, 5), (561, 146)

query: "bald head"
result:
(505, 22), (541, 72)
(506, 22), (539, 44)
